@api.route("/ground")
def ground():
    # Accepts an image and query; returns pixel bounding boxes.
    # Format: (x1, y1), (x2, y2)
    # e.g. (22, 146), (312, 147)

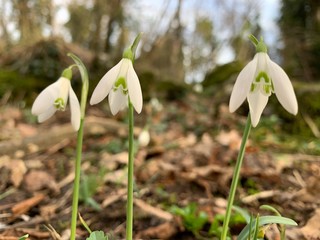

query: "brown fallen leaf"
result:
(102, 188), (127, 208)
(17, 124), (37, 137)
(17, 227), (51, 239)
(216, 129), (242, 150)
(8, 159), (27, 187)
(134, 198), (173, 221)
(136, 221), (179, 239)
(11, 194), (45, 220)
(300, 208), (320, 240)
(0, 157), (27, 188)
(23, 170), (60, 194)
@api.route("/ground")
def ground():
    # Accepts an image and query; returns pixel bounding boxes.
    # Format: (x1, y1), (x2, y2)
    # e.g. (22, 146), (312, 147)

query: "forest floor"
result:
(0, 93), (320, 240)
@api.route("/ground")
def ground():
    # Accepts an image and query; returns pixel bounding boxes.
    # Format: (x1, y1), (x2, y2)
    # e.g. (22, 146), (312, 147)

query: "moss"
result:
(0, 69), (48, 104)
(139, 71), (190, 101)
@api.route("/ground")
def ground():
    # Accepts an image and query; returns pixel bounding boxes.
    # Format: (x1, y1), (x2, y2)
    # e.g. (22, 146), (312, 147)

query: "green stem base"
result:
(221, 114), (252, 240)
(70, 119), (84, 240)
(126, 102), (134, 240)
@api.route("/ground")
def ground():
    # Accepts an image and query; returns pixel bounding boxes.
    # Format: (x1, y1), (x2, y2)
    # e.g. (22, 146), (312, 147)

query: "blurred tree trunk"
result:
(104, 0), (124, 54)
(13, 0), (37, 43)
(0, 1), (10, 47)
(12, 0), (53, 44)
(89, 0), (104, 53)
(139, 0), (185, 83)
(279, 0), (320, 81)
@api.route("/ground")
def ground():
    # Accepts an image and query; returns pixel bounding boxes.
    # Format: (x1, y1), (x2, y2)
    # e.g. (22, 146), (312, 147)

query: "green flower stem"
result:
(68, 53), (89, 240)
(70, 119), (84, 240)
(126, 101), (135, 240)
(221, 114), (252, 240)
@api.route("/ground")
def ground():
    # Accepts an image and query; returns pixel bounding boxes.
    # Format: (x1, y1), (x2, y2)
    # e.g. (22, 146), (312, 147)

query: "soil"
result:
(0, 94), (319, 240)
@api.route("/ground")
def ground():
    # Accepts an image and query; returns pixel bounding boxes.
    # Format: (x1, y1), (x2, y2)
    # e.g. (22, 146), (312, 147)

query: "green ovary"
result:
(54, 98), (65, 111)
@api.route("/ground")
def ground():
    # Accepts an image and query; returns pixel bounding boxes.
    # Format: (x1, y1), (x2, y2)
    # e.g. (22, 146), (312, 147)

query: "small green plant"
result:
(209, 206), (247, 238)
(79, 208), (114, 240)
(79, 170), (105, 211)
(238, 215), (297, 240)
(18, 234), (29, 240)
(170, 202), (208, 236)
(234, 205), (297, 240)
(86, 231), (109, 240)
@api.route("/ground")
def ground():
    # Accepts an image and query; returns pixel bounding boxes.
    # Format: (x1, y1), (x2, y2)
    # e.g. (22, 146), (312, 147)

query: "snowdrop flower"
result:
(229, 36), (298, 127)
(31, 68), (81, 131)
(90, 57), (142, 115)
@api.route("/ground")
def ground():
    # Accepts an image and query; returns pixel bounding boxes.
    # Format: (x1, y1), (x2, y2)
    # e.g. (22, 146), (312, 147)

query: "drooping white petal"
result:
(127, 61), (143, 113)
(268, 59), (298, 115)
(229, 55), (258, 112)
(31, 80), (61, 115)
(247, 90), (269, 127)
(108, 88), (127, 115)
(90, 59), (123, 105)
(69, 86), (81, 131)
(37, 106), (57, 123)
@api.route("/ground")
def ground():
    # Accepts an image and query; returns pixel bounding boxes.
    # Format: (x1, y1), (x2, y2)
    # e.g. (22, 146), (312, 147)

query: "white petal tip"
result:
(229, 105), (236, 113)
(135, 104), (143, 114)
(89, 96), (101, 105)
(251, 121), (258, 128)
(73, 123), (80, 131)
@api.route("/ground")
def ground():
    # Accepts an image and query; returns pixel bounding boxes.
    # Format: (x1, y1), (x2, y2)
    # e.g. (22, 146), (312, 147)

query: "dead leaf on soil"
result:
(23, 170), (60, 194)
(0, 157), (27, 187)
(11, 194), (45, 220)
(134, 198), (173, 221)
(300, 208), (320, 240)
(8, 159), (27, 187)
(17, 124), (37, 137)
(216, 129), (242, 150)
(136, 220), (179, 239)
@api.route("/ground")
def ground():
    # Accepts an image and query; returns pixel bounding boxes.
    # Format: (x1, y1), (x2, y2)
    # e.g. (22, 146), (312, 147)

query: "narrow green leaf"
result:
(79, 213), (92, 234)
(237, 216), (297, 240)
(19, 234), (29, 240)
(260, 205), (281, 217)
(252, 215), (259, 240)
(233, 206), (251, 224)
(248, 215), (253, 240)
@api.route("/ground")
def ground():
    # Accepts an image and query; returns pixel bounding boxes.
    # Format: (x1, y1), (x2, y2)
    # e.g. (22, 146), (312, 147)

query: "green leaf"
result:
(19, 234), (29, 240)
(252, 215), (259, 240)
(259, 205), (281, 217)
(233, 206), (251, 224)
(86, 231), (108, 240)
(237, 216), (297, 240)
(79, 213), (92, 234)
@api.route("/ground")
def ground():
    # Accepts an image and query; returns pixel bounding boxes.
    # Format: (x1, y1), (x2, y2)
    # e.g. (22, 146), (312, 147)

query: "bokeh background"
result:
(1, 0), (320, 136)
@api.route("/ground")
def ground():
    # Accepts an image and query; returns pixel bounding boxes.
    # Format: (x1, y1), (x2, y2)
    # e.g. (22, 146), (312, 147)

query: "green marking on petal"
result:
(255, 71), (270, 83)
(253, 71), (274, 96)
(54, 98), (66, 111)
(264, 85), (271, 94)
(114, 77), (127, 89)
(271, 81), (275, 91)
(250, 83), (256, 92)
